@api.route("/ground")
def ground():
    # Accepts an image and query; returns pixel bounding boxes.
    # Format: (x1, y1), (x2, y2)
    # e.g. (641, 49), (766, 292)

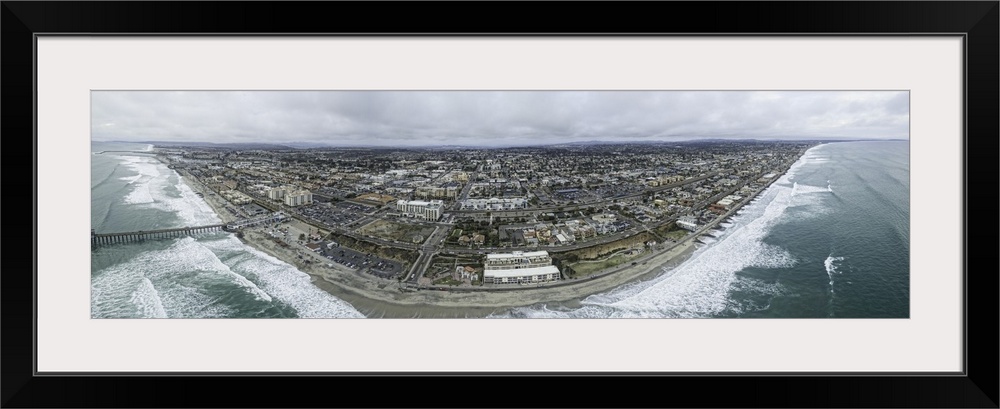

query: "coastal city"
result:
(93, 140), (815, 296)
(90, 90), (909, 319)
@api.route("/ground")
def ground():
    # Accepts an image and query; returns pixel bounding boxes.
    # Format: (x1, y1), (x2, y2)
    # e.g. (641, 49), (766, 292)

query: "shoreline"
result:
(235, 224), (698, 317)
(167, 146), (809, 318)
(171, 158), (702, 316)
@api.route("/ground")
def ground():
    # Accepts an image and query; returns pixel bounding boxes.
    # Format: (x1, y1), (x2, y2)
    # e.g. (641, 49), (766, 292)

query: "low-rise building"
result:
(221, 189), (253, 205)
(676, 216), (699, 231)
(396, 199), (444, 221)
(459, 197), (528, 210)
(483, 250), (560, 284)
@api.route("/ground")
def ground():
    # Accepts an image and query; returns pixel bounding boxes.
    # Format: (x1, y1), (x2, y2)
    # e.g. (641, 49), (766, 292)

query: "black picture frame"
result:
(3, 1), (997, 407)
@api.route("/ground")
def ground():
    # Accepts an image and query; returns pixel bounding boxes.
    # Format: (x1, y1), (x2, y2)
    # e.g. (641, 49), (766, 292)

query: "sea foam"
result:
(199, 236), (366, 318)
(129, 278), (168, 318)
(505, 146), (826, 318)
(824, 255), (845, 287)
(118, 155), (220, 225)
(93, 237), (274, 318)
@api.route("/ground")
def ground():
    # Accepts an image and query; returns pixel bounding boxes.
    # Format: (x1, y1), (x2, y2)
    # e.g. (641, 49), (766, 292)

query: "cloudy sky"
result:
(92, 91), (908, 147)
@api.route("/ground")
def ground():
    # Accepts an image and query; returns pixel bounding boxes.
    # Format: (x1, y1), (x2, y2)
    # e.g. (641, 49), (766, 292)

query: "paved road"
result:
(454, 170), (480, 210)
(239, 161), (796, 277)
(407, 225), (452, 283)
(449, 171), (718, 216)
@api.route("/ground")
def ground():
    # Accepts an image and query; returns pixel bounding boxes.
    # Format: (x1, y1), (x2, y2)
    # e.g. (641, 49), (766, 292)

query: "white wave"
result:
(723, 276), (786, 316)
(487, 304), (582, 319)
(824, 255), (845, 289)
(159, 176), (221, 226)
(93, 261), (157, 318)
(790, 182), (833, 197)
(129, 278), (168, 318)
(119, 174), (143, 185)
(116, 155), (220, 225)
(199, 236), (365, 318)
(93, 237), (280, 318)
(804, 153), (830, 163)
(123, 183), (154, 204)
(144, 144), (154, 152)
(506, 145), (826, 318)
(159, 237), (273, 302)
(120, 156), (160, 205)
(580, 188), (796, 317)
(93, 252), (205, 318)
(120, 155), (162, 178)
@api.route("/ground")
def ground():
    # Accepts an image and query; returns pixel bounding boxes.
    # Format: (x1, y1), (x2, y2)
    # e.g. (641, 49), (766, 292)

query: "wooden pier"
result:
(91, 224), (227, 247)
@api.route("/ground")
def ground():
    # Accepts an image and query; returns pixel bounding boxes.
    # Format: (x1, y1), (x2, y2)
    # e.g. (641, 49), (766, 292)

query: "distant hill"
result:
(129, 137), (905, 151)
(135, 141), (295, 150)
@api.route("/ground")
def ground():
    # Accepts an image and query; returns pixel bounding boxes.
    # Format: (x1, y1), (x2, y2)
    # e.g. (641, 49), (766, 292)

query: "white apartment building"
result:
(415, 186), (459, 199)
(267, 187), (286, 201)
(396, 199), (443, 221)
(221, 189), (253, 205)
(676, 216), (699, 231)
(284, 190), (313, 207)
(483, 250), (561, 284)
(459, 197), (528, 210)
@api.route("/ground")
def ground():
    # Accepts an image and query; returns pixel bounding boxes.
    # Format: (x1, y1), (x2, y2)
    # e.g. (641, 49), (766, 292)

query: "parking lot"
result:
(595, 184), (643, 199)
(224, 203), (269, 219)
(298, 203), (365, 228)
(334, 201), (375, 214)
(315, 240), (404, 279)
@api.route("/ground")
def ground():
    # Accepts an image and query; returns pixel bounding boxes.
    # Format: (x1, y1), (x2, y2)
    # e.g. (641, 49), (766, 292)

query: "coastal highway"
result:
(404, 225), (453, 283)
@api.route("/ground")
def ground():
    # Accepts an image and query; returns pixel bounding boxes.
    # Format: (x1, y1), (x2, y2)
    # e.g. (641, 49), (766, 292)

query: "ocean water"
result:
(90, 142), (365, 318)
(496, 141), (910, 318)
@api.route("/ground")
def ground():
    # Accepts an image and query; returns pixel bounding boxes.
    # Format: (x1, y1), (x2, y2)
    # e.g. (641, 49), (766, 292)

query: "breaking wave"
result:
(824, 255), (845, 291)
(199, 236), (366, 318)
(498, 147), (828, 318)
(118, 156), (220, 225)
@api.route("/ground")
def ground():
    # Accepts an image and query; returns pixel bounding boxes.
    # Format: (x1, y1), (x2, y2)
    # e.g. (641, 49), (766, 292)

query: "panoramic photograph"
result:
(91, 90), (909, 318)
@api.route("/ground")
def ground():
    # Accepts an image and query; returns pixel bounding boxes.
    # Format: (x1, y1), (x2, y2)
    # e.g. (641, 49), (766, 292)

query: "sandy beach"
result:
(173, 165), (699, 317)
(245, 227), (696, 317)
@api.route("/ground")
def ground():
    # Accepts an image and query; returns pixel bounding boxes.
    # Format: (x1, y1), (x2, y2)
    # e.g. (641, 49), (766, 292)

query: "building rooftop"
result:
(483, 265), (560, 278)
(485, 250), (550, 260)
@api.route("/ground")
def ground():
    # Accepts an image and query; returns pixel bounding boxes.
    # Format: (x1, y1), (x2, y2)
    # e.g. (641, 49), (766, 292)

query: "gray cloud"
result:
(92, 91), (909, 146)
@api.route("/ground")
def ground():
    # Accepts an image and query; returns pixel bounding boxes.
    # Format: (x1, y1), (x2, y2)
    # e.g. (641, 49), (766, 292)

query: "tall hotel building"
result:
(269, 185), (312, 207)
(483, 250), (561, 284)
(396, 199), (443, 221)
(267, 186), (286, 201)
(284, 190), (313, 207)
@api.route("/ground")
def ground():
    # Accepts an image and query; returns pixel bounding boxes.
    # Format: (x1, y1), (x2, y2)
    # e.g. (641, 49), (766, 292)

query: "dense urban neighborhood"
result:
(137, 140), (814, 291)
